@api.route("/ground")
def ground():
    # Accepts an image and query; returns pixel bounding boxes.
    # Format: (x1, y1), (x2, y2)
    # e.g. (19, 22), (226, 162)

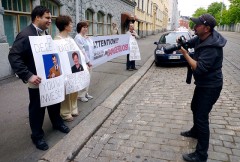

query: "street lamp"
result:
(220, 0), (224, 25)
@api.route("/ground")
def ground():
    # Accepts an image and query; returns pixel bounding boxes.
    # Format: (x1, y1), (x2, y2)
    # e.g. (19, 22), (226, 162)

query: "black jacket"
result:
(71, 64), (84, 73)
(188, 30), (227, 87)
(8, 24), (40, 83)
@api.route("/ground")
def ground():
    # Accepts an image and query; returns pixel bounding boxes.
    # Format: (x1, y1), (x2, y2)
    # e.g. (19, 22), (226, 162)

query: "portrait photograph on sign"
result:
(68, 51), (84, 73)
(43, 54), (62, 79)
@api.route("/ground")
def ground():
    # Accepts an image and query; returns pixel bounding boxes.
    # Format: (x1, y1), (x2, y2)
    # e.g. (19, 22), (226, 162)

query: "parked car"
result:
(154, 31), (194, 66)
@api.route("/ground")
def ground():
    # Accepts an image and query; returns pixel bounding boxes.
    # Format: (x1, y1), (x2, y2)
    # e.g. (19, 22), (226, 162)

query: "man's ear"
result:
(205, 26), (211, 32)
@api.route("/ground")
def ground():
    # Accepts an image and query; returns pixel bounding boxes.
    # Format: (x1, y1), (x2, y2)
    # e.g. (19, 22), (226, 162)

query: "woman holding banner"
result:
(55, 15), (79, 122)
(126, 22), (140, 71)
(74, 21), (94, 102)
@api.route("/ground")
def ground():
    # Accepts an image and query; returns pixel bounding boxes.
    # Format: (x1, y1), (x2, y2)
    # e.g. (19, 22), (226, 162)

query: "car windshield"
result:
(159, 32), (191, 44)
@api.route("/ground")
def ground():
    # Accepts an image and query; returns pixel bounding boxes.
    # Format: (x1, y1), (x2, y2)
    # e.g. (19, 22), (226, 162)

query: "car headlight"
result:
(188, 48), (194, 53)
(156, 48), (165, 54)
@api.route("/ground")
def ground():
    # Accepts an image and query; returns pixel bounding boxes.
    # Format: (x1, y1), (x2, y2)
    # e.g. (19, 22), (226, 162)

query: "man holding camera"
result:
(178, 14), (227, 162)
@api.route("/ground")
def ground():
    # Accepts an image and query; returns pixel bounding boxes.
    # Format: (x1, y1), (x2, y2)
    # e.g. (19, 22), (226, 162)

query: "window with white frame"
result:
(106, 14), (112, 35)
(2, 0), (32, 46)
(97, 12), (104, 35)
(85, 9), (93, 35)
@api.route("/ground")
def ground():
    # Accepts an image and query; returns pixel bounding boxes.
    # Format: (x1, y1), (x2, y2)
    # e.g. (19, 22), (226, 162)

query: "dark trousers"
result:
(126, 54), (135, 69)
(190, 86), (222, 160)
(28, 88), (63, 141)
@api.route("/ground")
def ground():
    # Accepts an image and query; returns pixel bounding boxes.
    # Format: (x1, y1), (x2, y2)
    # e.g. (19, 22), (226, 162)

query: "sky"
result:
(178, 0), (231, 16)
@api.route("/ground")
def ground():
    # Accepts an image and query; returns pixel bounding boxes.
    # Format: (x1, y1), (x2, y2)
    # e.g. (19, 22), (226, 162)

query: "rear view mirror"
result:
(154, 42), (158, 45)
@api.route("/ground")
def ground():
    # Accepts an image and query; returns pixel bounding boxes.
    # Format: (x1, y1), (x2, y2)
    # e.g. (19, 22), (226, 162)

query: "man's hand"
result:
(28, 75), (42, 85)
(179, 46), (188, 55)
(51, 73), (56, 78)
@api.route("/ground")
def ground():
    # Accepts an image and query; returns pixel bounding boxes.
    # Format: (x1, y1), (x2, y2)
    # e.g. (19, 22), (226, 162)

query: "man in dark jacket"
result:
(8, 6), (70, 151)
(179, 14), (227, 162)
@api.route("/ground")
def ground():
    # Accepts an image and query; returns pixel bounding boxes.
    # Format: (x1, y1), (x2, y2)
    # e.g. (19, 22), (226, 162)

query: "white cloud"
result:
(178, 0), (230, 16)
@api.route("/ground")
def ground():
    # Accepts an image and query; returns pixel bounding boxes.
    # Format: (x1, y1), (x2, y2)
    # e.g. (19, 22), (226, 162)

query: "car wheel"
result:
(155, 61), (160, 67)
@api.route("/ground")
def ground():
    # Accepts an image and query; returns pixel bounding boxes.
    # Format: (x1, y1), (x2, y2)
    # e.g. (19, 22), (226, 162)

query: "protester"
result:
(8, 6), (70, 151)
(47, 54), (61, 79)
(126, 22), (139, 71)
(74, 21), (93, 102)
(178, 13), (227, 162)
(111, 22), (119, 35)
(54, 15), (79, 122)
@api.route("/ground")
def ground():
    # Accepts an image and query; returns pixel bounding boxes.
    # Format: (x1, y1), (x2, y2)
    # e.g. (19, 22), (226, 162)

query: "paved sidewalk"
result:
(72, 63), (240, 162)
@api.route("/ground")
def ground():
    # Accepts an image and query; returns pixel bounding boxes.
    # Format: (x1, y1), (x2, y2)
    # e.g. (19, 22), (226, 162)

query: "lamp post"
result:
(220, 0), (224, 25)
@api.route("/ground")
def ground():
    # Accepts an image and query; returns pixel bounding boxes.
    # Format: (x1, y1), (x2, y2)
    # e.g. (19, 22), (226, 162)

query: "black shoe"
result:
(127, 68), (133, 71)
(32, 138), (49, 151)
(53, 124), (70, 133)
(181, 130), (198, 139)
(183, 152), (206, 162)
(132, 67), (138, 70)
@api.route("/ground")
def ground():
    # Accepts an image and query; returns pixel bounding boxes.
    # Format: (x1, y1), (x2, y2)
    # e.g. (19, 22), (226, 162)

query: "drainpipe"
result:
(76, 0), (79, 24)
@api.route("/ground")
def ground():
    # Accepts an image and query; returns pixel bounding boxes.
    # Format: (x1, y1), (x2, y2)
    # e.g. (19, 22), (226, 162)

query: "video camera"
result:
(164, 35), (189, 54)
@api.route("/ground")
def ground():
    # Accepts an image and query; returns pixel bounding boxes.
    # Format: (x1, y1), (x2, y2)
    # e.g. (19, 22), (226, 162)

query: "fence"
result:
(216, 23), (240, 32)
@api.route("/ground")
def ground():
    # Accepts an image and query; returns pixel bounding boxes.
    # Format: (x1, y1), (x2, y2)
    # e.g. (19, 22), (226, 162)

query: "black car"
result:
(154, 31), (194, 66)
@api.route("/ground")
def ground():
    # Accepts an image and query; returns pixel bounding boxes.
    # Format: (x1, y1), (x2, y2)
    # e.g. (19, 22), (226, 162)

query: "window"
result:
(97, 12), (104, 35)
(3, 0), (32, 46)
(106, 14), (112, 35)
(85, 9), (93, 35)
(142, 0), (144, 11)
(40, 0), (59, 38)
(138, 0), (140, 8)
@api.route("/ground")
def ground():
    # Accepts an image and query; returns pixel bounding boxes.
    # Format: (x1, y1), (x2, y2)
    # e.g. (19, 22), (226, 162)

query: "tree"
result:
(207, 2), (226, 18)
(189, 8), (207, 29)
(228, 0), (240, 23)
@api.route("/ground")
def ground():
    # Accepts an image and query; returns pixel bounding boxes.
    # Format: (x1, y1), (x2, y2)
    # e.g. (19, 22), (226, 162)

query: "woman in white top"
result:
(55, 15), (78, 122)
(74, 21), (93, 102)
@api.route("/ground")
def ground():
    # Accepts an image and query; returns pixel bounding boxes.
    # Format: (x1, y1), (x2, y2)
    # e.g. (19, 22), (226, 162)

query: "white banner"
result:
(54, 38), (90, 94)
(90, 34), (131, 67)
(29, 35), (65, 107)
(129, 35), (141, 61)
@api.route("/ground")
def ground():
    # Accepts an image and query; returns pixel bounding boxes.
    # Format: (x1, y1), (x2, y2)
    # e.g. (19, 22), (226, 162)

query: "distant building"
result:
(178, 16), (190, 29)
(134, 0), (169, 37)
(167, 0), (179, 31)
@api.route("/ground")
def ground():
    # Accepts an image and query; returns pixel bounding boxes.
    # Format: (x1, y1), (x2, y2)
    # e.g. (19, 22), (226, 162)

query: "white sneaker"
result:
(79, 97), (88, 102)
(86, 93), (93, 100)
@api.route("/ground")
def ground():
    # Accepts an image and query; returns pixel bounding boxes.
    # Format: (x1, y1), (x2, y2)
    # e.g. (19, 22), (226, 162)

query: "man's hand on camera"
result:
(179, 46), (188, 55)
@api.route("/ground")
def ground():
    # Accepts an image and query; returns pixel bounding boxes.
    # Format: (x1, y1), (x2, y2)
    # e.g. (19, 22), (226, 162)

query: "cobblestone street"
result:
(73, 57), (240, 162)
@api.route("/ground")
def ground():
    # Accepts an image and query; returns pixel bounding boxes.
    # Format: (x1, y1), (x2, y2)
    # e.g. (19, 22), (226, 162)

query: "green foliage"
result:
(207, 2), (226, 18)
(192, 0), (240, 25)
(189, 8), (207, 29)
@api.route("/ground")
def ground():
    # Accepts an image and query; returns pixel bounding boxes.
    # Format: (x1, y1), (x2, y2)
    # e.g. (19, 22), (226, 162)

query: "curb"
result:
(39, 56), (154, 162)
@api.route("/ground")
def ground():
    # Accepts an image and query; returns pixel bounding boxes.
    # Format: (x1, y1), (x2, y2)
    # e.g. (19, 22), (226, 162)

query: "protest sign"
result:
(29, 35), (65, 107)
(54, 38), (90, 94)
(129, 35), (141, 61)
(90, 34), (130, 67)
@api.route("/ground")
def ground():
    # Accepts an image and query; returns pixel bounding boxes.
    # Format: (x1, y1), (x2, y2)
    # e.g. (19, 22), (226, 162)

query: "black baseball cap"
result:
(190, 13), (217, 29)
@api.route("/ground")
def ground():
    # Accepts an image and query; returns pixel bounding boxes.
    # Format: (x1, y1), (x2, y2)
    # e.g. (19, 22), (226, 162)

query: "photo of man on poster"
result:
(47, 54), (61, 78)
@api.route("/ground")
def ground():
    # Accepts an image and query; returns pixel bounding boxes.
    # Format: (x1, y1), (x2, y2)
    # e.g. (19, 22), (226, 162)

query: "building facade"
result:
(0, 0), (136, 78)
(134, 0), (169, 38)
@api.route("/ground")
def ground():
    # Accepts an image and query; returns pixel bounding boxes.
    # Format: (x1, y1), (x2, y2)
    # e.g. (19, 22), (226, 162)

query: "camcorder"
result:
(164, 35), (193, 84)
(164, 35), (189, 54)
